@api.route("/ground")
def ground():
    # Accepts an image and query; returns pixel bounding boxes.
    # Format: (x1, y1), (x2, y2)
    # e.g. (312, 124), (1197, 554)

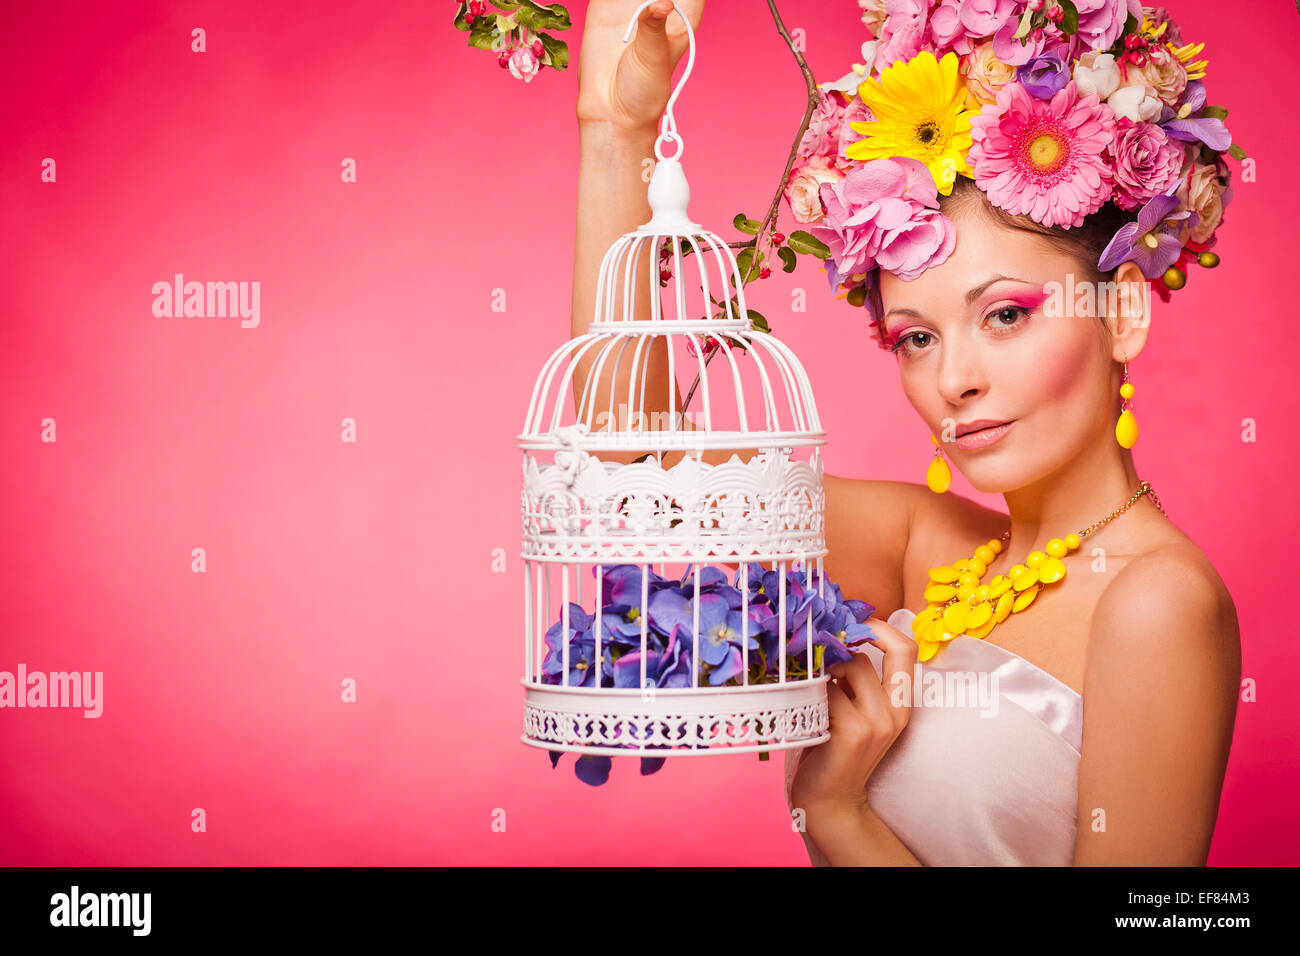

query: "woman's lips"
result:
(954, 420), (1015, 451)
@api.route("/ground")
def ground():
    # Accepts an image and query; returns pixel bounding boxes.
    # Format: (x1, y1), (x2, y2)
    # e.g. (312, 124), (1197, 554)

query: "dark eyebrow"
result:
(883, 274), (1030, 320)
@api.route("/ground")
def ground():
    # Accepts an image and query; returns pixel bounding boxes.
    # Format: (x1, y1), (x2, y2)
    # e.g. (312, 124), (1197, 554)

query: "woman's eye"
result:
(889, 331), (932, 355)
(987, 305), (1031, 329)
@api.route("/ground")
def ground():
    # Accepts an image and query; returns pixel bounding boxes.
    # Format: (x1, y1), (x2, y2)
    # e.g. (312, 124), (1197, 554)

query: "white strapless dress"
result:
(783, 607), (1084, 866)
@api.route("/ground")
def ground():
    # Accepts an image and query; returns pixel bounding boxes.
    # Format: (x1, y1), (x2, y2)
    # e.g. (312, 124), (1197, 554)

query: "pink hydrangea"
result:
(796, 91), (849, 165)
(873, 0), (931, 68)
(808, 157), (957, 283)
(1074, 0), (1137, 54)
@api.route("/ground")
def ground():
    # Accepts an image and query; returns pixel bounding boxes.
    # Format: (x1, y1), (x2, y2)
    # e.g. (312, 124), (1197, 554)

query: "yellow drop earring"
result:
(926, 433), (952, 493)
(1115, 354), (1139, 449)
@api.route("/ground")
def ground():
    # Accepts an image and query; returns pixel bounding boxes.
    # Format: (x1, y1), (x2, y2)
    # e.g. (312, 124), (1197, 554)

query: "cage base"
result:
(521, 678), (830, 756)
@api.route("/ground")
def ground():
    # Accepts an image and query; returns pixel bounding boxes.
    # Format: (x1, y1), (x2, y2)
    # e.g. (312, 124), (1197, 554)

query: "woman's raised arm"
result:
(570, 0), (725, 467)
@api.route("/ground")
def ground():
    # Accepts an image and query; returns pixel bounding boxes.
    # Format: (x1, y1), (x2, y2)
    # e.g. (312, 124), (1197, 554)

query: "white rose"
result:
(1107, 84), (1163, 123)
(785, 160), (845, 225)
(1072, 52), (1121, 101)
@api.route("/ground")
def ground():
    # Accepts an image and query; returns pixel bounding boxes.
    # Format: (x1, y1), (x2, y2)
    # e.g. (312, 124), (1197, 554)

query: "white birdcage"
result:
(519, 1), (833, 763)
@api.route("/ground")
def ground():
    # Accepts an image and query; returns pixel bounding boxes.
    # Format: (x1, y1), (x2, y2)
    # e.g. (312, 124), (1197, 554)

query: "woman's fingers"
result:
(829, 618), (918, 734)
(628, 1), (674, 74)
(866, 617), (918, 733)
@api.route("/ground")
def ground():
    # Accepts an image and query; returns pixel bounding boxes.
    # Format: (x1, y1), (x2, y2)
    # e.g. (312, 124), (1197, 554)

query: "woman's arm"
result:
(1072, 544), (1241, 865)
(571, 0), (716, 467)
(802, 797), (922, 866)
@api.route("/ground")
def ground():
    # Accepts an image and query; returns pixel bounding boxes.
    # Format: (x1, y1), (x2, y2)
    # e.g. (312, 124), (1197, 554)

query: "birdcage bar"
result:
(561, 565), (571, 687)
(519, 0), (834, 758)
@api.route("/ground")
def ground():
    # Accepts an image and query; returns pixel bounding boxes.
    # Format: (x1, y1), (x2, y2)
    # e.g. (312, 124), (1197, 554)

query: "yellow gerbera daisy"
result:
(845, 50), (978, 196)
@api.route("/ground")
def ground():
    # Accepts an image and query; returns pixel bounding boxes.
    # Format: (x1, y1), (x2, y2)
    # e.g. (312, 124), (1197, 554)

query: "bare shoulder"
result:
(821, 474), (934, 613)
(1089, 537), (1241, 673)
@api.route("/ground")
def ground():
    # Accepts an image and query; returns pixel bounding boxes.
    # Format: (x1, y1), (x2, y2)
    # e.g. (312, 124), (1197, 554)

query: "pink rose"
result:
(1175, 158), (1232, 244)
(963, 39), (1017, 106)
(1108, 118), (1184, 210)
(784, 158), (846, 225)
(809, 157), (957, 283)
(1134, 45), (1188, 108)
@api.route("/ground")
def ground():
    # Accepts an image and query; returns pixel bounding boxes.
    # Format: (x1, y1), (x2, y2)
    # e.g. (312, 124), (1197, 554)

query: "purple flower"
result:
(1018, 52), (1070, 100)
(1098, 192), (1199, 279)
(1158, 80), (1232, 152)
(613, 621), (695, 689)
(598, 564), (676, 649)
(542, 607), (613, 688)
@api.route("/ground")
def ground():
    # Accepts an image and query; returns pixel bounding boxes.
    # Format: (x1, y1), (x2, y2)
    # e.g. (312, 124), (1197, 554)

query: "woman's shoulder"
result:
(1088, 531), (1241, 678)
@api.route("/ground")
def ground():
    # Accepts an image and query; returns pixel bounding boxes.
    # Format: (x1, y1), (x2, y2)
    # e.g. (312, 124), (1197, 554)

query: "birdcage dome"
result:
(517, 1), (837, 766)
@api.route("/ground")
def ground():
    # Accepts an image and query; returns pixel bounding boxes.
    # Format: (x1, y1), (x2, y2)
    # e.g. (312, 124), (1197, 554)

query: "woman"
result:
(572, 0), (1240, 865)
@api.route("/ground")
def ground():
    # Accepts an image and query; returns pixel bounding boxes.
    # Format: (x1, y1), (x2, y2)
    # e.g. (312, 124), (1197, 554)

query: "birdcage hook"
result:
(622, 1), (696, 161)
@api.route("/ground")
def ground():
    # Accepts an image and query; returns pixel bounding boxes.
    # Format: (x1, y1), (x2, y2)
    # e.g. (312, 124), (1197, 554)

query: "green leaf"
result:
(465, 14), (506, 51)
(1201, 105), (1228, 119)
(1227, 142), (1247, 161)
(846, 285), (868, 308)
(1056, 0), (1078, 35)
(466, 23), (501, 51)
(453, 1), (472, 31)
(1012, 7), (1035, 40)
(778, 246), (797, 273)
(745, 308), (770, 333)
(787, 230), (830, 258)
(537, 31), (569, 69)
(733, 213), (762, 235)
(513, 0), (573, 31)
(736, 247), (755, 281)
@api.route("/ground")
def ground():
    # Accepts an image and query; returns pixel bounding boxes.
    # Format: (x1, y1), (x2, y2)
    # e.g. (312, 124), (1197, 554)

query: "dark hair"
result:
(937, 175), (1131, 293)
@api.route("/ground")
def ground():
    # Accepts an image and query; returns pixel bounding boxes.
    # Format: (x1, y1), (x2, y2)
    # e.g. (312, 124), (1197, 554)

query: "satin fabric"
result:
(784, 607), (1083, 866)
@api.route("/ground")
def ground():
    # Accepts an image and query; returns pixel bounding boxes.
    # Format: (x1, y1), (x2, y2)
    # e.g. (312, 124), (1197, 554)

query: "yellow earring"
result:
(1115, 355), (1139, 449)
(926, 433), (952, 493)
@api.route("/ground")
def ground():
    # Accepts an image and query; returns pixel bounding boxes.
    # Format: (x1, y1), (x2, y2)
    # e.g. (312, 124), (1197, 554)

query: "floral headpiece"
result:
(783, 1), (1240, 350)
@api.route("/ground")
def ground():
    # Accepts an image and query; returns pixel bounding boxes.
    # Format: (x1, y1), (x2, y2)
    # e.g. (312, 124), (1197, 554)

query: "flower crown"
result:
(782, 1), (1240, 351)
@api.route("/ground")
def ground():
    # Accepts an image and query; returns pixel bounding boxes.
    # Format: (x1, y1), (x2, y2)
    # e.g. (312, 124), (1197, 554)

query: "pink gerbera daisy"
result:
(968, 80), (1117, 228)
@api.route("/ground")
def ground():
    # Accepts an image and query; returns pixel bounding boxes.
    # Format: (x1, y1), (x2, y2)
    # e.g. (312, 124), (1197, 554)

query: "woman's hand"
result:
(789, 617), (918, 815)
(575, 0), (706, 132)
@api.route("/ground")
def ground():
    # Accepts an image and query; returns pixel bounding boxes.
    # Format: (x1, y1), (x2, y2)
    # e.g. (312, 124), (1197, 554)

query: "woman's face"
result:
(877, 203), (1116, 494)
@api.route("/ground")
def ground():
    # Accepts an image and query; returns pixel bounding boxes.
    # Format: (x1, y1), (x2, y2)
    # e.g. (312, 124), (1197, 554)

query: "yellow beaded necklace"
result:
(912, 480), (1166, 661)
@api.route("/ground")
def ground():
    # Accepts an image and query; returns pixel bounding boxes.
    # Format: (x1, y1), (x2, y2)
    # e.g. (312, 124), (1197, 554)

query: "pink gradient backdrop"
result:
(1, 0), (1296, 865)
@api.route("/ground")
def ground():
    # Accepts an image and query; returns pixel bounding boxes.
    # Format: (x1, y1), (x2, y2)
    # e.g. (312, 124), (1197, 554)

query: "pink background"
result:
(2, 0), (1296, 864)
